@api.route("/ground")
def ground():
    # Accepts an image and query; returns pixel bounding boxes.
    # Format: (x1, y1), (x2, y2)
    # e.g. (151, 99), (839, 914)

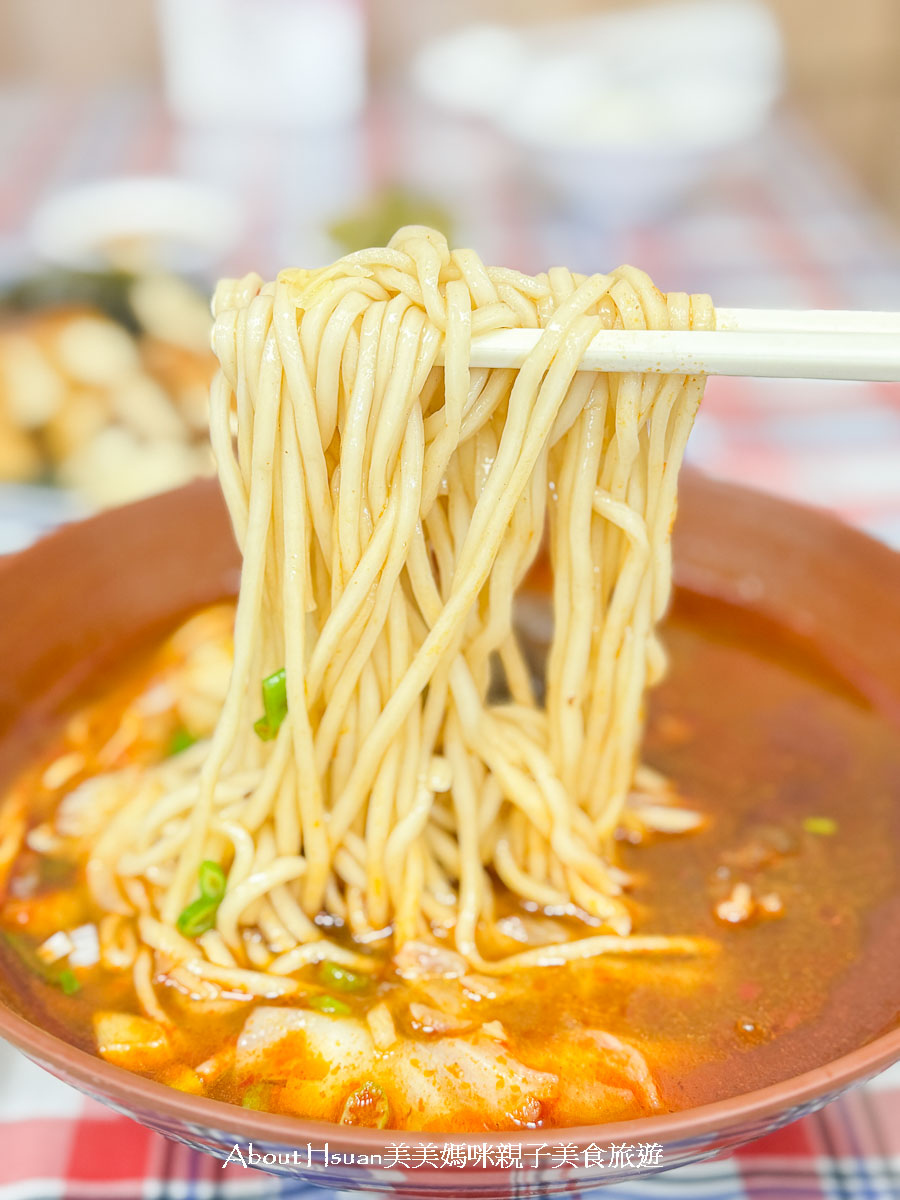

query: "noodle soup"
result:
(1, 591), (897, 1130)
(1, 230), (897, 1134)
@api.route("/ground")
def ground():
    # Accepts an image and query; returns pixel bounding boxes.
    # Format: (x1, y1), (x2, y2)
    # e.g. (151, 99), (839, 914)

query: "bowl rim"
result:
(2, 999), (898, 1152)
(0, 472), (898, 1158)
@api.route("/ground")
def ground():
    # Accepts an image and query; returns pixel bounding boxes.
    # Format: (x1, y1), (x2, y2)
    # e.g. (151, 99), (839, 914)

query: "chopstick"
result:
(714, 308), (900, 333)
(463, 309), (900, 382)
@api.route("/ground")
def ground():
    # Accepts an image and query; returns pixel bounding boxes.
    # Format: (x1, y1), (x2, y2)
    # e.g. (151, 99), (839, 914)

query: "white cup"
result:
(156, 0), (367, 129)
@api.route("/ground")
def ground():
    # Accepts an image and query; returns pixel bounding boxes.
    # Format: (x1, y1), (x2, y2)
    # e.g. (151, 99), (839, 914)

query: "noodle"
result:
(84, 227), (714, 980)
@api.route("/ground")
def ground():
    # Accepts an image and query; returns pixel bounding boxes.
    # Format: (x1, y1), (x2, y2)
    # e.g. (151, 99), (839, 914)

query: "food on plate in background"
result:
(0, 270), (216, 506)
(328, 187), (453, 254)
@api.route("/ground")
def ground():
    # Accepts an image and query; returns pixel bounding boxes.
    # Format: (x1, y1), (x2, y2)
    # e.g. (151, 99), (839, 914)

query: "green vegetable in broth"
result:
(309, 994), (351, 1017)
(319, 961), (368, 993)
(58, 968), (81, 996)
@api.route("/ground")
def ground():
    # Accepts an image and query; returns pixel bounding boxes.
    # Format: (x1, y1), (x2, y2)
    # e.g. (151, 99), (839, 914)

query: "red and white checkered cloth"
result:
(1, 84), (899, 1199)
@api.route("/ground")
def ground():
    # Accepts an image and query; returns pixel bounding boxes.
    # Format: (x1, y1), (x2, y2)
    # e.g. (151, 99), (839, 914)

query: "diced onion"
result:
(36, 931), (73, 964)
(68, 923), (100, 968)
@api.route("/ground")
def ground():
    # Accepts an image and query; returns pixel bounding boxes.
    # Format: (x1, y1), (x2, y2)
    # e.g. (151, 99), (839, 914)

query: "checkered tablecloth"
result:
(1, 82), (899, 1199)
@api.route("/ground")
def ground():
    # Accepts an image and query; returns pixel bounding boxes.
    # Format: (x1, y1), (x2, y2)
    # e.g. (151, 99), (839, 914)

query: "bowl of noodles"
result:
(0, 230), (897, 1194)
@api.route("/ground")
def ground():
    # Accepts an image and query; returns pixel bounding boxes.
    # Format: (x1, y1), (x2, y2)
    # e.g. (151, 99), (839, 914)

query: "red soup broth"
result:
(0, 590), (898, 1127)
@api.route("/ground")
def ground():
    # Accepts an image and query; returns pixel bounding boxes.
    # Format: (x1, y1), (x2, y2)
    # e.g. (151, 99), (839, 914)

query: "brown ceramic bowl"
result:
(0, 472), (898, 1196)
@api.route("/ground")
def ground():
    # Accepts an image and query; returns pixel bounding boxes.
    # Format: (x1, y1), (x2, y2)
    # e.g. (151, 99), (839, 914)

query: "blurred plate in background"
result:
(413, 0), (783, 227)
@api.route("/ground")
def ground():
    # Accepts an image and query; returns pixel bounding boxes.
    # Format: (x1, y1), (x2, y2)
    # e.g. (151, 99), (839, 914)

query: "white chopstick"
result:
(463, 309), (900, 382)
(715, 308), (900, 334)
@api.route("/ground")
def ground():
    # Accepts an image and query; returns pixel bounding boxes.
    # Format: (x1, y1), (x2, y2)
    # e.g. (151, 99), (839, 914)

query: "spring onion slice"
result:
(254, 668), (287, 741)
(198, 860), (227, 902)
(309, 994), (351, 1016)
(177, 861), (229, 937)
(58, 968), (81, 995)
(177, 897), (219, 938)
(253, 717), (277, 742)
(262, 669), (288, 726)
(319, 961), (368, 992)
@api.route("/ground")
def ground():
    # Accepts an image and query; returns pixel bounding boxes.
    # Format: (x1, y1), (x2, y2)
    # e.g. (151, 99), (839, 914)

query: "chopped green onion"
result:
(308, 993), (351, 1016)
(198, 860), (227, 902)
(241, 1081), (271, 1110)
(254, 668), (288, 741)
(253, 717), (277, 742)
(319, 961), (368, 993)
(339, 1080), (390, 1128)
(58, 968), (81, 996)
(803, 816), (838, 837)
(177, 861), (230, 937)
(176, 896), (219, 938)
(168, 728), (197, 757)
(262, 668), (287, 725)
